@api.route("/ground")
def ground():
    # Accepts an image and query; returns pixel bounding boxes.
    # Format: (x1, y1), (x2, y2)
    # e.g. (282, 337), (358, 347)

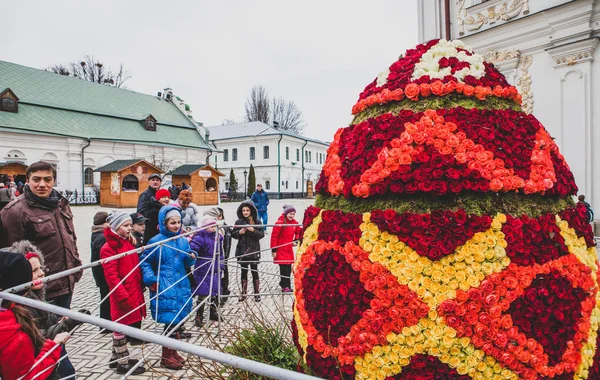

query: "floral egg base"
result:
(293, 204), (600, 380)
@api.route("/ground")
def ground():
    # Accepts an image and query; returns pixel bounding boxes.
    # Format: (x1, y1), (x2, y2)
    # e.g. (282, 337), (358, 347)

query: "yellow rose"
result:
(449, 356), (461, 367)
(372, 346), (383, 357)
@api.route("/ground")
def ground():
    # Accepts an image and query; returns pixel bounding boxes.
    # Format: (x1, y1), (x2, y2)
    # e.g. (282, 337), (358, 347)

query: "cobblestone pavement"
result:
(65, 199), (314, 379)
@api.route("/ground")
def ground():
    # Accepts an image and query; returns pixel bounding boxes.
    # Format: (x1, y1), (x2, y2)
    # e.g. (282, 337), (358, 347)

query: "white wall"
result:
(0, 131), (209, 191)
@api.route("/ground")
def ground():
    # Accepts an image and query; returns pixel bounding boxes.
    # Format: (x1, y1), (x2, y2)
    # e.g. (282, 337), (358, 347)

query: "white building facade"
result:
(419, 0), (600, 211)
(207, 122), (329, 197)
(0, 60), (212, 193)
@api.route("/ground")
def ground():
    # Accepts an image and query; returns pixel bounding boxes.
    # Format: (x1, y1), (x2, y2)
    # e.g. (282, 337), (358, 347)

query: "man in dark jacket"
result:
(0, 161), (82, 309)
(137, 173), (163, 244)
(90, 211), (111, 324)
(251, 184), (269, 231)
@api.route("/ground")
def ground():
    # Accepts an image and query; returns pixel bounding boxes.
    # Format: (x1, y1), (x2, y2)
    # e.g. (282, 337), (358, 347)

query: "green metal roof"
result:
(94, 159), (145, 172)
(167, 164), (206, 176)
(0, 60), (211, 150)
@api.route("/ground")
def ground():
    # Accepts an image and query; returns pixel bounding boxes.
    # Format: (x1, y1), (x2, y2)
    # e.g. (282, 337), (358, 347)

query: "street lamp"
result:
(243, 169), (248, 199)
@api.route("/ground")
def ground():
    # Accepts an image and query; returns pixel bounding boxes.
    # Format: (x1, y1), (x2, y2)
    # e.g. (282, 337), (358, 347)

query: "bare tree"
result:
(271, 96), (305, 134)
(221, 118), (238, 125)
(244, 85), (270, 123)
(47, 55), (131, 88)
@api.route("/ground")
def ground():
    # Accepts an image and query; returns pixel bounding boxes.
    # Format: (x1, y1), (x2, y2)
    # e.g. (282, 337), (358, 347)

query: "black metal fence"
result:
(61, 188), (100, 205)
(220, 191), (308, 202)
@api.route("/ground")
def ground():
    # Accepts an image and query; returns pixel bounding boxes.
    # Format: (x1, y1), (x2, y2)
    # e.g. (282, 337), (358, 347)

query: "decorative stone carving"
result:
(546, 38), (599, 69)
(457, 0), (530, 36)
(517, 55), (533, 114)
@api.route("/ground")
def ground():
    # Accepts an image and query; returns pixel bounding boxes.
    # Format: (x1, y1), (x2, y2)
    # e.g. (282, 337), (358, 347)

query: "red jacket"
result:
(0, 309), (61, 380)
(270, 214), (301, 264)
(100, 228), (146, 326)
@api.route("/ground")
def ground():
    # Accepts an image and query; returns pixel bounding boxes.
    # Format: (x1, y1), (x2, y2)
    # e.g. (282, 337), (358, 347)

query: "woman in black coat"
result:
(231, 200), (264, 302)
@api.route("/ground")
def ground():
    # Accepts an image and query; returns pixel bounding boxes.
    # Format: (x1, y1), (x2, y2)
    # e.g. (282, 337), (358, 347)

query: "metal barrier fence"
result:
(61, 189), (100, 205)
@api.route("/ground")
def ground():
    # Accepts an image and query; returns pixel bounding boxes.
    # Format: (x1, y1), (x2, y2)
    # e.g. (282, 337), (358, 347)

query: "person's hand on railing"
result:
(53, 332), (70, 345)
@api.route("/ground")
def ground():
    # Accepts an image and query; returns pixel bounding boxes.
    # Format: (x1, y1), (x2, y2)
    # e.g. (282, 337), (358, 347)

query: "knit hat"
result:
(283, 204), (296, 216)
(0, 250), (32, 294)
(107, 210), (132, 231)
(203, 207), (222, 219)
(8, 240), (45, 267)
(93, 211), (109, 226)
(199, 215), (218, 229)
(155, 188), (171, 200)
(165, 208), (180, 221)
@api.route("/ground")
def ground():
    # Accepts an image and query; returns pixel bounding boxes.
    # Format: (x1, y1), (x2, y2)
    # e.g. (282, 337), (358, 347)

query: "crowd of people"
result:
(0, 161), (301, 379)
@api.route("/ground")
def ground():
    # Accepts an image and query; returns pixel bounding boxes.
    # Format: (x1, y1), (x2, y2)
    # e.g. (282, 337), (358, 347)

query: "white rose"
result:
(376, 68), (390, 87)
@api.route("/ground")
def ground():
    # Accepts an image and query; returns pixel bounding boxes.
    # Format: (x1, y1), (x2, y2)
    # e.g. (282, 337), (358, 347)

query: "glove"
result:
(119, 299), (132, 310)
(149, 283), (158, 292)
(64, 309), (91, 330)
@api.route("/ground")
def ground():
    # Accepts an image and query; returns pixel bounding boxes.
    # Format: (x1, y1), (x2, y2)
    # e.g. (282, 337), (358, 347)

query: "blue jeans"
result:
(258, 210), (268, 230)
(56, 345), (76, 379)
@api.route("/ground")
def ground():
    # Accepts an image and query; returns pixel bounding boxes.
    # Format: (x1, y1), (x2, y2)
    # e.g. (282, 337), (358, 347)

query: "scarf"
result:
(24, 185), (61, 210)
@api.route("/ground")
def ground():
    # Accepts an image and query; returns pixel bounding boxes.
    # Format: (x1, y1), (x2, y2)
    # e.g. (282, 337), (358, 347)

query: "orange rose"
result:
(474, 86), (490, 100)
(352, 183), (370, 198)
(455, 82), (465, 94)
(420, 83), (431, 97)
(443, 81), (457, 95)
(493, 85), (503, 97)
(430, 80), (444, 96)
(463, 84), (475, 97)
(404, 83), (420, 100)
(489, 178), (503, 192)
(392, 88), (405, 101)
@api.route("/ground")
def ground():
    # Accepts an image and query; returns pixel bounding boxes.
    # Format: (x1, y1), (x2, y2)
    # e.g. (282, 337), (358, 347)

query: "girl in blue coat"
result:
(140, 205), (196, 370)
(190, 215), (224, 327)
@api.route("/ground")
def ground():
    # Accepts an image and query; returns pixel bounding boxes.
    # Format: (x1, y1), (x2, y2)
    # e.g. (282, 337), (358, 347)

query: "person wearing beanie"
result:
(155, 189), (171, 206)
(100, 211), (147, 375)
(190, 215), (225, 327)
(90, 211), (112, 323)
(136, 175), (163, 244)
(0, 250), (69, 380)
(232, 200), (265, 302)
(9, 241), (88, 379)
(140, 205), (196, 370)
(270, 204), (302, 292)
(203, 207), (232, 305)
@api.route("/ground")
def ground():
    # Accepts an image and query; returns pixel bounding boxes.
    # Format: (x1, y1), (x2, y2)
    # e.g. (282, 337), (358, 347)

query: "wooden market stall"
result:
(95, 159), (163, 208)
(168, 164), (224, 205)
(0, 162), (27, 185)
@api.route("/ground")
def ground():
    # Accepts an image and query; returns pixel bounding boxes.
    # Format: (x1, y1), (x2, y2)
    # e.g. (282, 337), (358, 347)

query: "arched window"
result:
(84, 168), (94, 186)
(122, 174), (139, 191)
(265, 180), (270, 190)
(205, 178), (217, 191)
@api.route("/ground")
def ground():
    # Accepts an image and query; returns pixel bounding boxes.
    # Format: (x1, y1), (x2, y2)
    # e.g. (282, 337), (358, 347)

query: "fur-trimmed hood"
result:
(8, 240), (45, 267)
(236, 200), (258, 221)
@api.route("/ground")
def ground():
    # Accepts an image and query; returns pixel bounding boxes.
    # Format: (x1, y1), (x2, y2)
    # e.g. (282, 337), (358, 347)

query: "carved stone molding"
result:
(457, 0), (530, 36)
(517, 55), (533, 114)
(546, 38), (599, 68)
(482, 49), (521, 72)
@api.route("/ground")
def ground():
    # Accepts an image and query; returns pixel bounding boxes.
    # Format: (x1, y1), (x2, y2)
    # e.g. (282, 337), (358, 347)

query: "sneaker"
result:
(178, 331), (192, 340)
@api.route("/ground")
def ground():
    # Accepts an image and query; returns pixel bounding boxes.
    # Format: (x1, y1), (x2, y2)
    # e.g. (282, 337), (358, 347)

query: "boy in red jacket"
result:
(270, 204), (302, 292)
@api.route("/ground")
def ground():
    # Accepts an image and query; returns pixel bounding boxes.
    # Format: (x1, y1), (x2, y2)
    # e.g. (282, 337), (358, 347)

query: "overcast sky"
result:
(2, 1), (418, 142)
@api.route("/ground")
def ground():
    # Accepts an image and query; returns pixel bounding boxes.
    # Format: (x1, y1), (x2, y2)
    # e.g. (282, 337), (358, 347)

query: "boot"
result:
(209, 297), (222, 321)
(194, 302), (205, 328)
(171, 350), (185, 365)
(239, 280), (248, 302)
(161, 347), (183, 370)
(253, 279), (261, 302)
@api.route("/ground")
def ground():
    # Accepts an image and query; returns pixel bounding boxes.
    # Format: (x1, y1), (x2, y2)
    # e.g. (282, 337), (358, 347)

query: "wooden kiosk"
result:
(0, 162), (27, 185)
(95, 159), (163, 208)
(168, 164), (224, 205)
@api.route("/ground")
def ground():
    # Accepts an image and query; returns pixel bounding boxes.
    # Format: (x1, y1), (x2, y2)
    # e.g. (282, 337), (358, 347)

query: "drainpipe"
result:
(301, 139), (308, 197)
(444, 0), (451, 40)
(277, 134), (283, 199)
(81, 138), (91, 192)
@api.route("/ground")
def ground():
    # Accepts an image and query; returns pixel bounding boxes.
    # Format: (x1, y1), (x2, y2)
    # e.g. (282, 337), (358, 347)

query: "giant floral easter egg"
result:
(292, 39), (600, 380)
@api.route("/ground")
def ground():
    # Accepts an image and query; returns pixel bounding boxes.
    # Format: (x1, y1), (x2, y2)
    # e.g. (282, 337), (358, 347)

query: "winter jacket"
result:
(270, 214), (302, 264)
(90, 226), (108, 289)
(26, 289), (83, 340)
(0, 309), (62, 380)
(0, 187), (10, 203)
(174, 201), (199, 228)
(140, 205), (195, 325)
(137, 186), (162, 244)
(131, 230), (144, 249)
(100, 228), (146, 326)
(0, 190), (82, 300)
(222, 222), (232, 259)
(190, 229), (224, 297)
(251, 190), (269, 212)
(232, 200), (265, 262)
